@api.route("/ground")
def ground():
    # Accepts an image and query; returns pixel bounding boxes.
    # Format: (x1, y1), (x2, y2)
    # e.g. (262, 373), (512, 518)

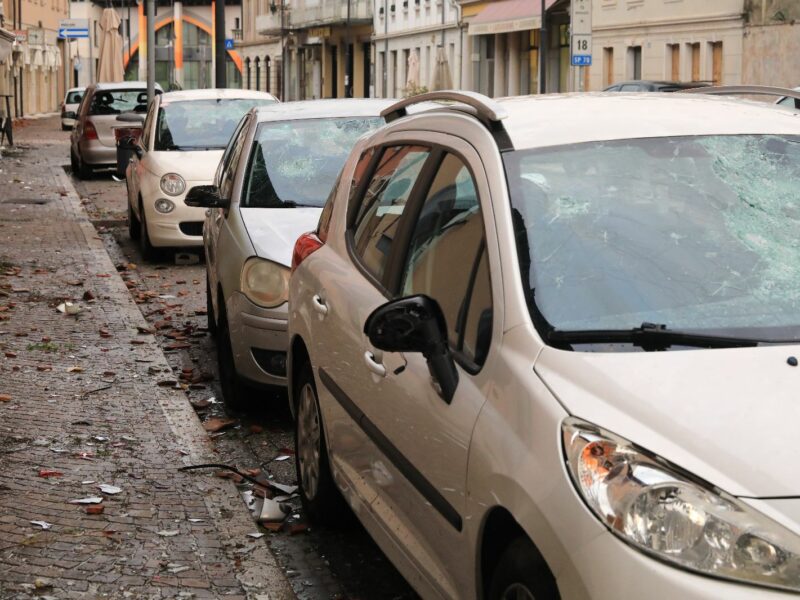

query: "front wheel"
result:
(76, 152), (92, 180)
(488, 537), (560, 600)
(216, 303), (252, 411)
(294, 362), (348, 525)
(139, 200), (157, 261)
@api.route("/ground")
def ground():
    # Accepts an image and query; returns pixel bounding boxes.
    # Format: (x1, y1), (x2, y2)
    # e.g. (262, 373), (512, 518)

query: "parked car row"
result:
(70, 82), (800, 599)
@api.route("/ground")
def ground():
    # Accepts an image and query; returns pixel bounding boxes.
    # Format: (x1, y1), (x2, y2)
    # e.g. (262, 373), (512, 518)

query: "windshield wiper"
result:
(547, 322), (765, 351)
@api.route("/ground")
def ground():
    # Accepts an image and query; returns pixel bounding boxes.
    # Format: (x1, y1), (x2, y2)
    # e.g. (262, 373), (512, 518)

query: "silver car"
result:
(70, 81), (162, 179)
(60, 87), (85, 131)
(187, 99), (391, 410)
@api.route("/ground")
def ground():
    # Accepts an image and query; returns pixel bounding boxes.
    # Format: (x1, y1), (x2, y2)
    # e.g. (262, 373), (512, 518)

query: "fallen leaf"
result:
(85, 505), (105, 515)
(249, 425), (263, 434)
(203, 417), (237, 433)
(38, 470), (63, 478)
(36, 365), (52, 372)
(82, 290), (96, 301)
(67, 366), (83, 373)
(0, 394), (10, 402)
(4, 351), (16, 358)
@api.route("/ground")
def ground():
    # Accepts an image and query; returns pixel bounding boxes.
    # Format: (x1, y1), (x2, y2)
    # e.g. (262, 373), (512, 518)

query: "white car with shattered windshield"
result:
(288, 88), (800, 599)
(126, 88), (277, 259)
(186, 99), (390, 410)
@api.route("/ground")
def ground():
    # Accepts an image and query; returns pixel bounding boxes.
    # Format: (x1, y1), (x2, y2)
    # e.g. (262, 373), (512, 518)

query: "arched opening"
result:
(245, 57), (251, 89)
(255, 56), (261, 91)
(265, 56), (271, 94)
(124, 18), (242, 90)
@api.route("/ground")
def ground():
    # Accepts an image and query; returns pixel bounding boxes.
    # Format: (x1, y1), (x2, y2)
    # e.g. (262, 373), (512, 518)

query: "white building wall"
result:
(373, 0), (461, 97)
(589, 0), (745, 90)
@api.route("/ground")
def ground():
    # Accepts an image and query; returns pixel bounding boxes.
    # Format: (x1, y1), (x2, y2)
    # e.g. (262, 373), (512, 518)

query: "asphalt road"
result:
(67, 127), (417, 600)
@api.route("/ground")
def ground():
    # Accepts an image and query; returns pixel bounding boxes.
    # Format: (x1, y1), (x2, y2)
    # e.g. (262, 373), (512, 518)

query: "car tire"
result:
(206, 273), (217, 335)
(139, 199), (158, 261)
(70, 148), (79, 175)
(216, 300), (252, 412)
(76, 152), (92, 180)
(294, 361), (349, 526)
(61, 124), (69, 132)
(128, 194), (141, 241)
(488, 537), (560, 600)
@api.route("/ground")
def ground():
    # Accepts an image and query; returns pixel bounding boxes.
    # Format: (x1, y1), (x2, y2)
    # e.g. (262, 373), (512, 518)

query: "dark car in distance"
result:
(604, 80), (712, 92)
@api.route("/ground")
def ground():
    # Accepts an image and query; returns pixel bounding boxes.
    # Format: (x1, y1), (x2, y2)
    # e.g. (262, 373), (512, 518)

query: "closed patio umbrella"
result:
(96, 8), (124, 83)
(406, 49), (420, 93)
(432, 46), (453, 91)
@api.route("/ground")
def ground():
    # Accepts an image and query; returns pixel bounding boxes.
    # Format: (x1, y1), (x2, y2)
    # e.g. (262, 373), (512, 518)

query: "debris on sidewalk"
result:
(202, 417), (237, 433)
(30, 520), (52, 530)
(98, 484), (122, 495)
(69, 496), (103, 504)
(56, 301), (81, 315)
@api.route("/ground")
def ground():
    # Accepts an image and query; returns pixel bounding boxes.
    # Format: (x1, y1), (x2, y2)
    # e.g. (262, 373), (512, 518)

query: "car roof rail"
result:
(381, 90), (513, 150)
(680, 84), (800, 104)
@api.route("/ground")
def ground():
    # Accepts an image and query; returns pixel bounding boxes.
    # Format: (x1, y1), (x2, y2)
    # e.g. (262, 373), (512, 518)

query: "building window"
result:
(255, 56), (261, 91)
(265, 56), (271, 93)
(668, 43), (679, 81)
(689, 42), (700, 81)
(627, 45), (641, 79)
(710, 41), (722, 85)
(603, 47), (614, 87)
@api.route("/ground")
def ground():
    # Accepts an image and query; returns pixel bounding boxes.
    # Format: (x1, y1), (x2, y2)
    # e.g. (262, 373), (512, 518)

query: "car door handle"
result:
(311, 294), (328, 316)
(364, 351), (386, 377)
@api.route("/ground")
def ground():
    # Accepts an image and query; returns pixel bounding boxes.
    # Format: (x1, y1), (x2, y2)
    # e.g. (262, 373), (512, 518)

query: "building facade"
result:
(372, 0), (461, 98)
(241, 0), (281, 97)
(70, 0), (244, 91)
(588, 0), (745, 90)
(260, 0), (373, 100)
(1, 0), (69, 118)
(741, 0), (800, 88)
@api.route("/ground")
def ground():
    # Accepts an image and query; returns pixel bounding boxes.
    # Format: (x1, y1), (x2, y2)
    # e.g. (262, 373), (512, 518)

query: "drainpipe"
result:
(538, 0), (546, 93)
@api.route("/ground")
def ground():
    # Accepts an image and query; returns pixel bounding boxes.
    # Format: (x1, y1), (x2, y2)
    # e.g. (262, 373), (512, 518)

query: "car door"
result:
(207, 116), (251, 311)
(310, 143), (434, 512)
(361, 142), (496, 598)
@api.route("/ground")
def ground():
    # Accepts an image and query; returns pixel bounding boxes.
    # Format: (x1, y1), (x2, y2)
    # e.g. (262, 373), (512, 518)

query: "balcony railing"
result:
(289, 0), (373, 29)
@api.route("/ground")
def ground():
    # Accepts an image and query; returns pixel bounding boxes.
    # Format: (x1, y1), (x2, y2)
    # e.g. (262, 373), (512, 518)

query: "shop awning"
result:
(467, 0), (558, 36)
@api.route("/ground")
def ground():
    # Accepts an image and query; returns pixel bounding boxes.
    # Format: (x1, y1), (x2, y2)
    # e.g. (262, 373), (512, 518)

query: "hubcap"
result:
(297, 383), (321, 500)
(501, 584), (535, 600)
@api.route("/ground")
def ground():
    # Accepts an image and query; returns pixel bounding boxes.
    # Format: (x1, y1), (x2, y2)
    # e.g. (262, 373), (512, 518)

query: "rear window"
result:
(89, 89), (148, 116)
(66, 90), (84, 104)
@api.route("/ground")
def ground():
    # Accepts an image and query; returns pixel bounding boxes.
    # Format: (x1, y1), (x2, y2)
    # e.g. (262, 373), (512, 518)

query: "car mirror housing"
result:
(184, 185), (230, 209)
(364, 295), (459, 403)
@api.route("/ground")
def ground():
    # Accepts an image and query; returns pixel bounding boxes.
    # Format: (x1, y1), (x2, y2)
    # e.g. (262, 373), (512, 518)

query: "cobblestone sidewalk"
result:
(0, 120), (296, 599)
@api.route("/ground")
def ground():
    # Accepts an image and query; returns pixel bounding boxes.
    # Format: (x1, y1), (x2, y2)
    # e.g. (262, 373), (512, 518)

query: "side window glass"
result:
(352, 145), (430, 282)
(219, 118), (249, 200)
(400, 153), (492, 367)
(321, 147), (376, 243)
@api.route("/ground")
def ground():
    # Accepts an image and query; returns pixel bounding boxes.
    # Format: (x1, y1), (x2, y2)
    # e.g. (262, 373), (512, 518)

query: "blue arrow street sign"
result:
(224, 39), (235, 50)
(58, 28), (89, 39)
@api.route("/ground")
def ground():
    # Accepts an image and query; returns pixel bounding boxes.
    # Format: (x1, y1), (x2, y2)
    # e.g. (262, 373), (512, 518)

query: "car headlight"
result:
(240, 257), (289, 308)
(160, 173), (186, 196)
(563, 418), (800, 593)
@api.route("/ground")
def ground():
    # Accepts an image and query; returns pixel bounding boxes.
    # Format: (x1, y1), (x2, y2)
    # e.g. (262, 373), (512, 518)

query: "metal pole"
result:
(383, 0), (387, 97)
(146, 0), (154, 101)
(89, 19), (95, 84)
(281, 0), (286, 100)
(345, 0), (351, 97)
(538, 0), (546, 94)
(214, 0), (226, 87)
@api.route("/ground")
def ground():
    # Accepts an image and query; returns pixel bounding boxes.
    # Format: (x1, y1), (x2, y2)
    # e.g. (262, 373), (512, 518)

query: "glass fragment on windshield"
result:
(242, 117), (384, 208)
(504, 134), (800, 339)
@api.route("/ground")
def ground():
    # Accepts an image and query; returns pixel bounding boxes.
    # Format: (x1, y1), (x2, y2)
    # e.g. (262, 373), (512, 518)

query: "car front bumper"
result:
(558, 528), (797, 599)
(227, 291), (288, 388)
(141, 184), (209, 248)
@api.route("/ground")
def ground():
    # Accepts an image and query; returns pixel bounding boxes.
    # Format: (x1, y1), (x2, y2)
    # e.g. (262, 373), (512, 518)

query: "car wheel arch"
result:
(477, 506), (556, 599)
(288, 334), (311, 420)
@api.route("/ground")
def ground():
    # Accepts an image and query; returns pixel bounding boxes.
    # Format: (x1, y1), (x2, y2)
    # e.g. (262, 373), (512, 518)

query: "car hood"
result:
(534, 344), (800, 498)
(239, 207), (323, 266)
(149, 150), (224, 182)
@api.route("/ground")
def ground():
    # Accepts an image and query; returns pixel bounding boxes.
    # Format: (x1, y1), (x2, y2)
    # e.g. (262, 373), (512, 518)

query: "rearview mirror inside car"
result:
(364, 295), (459, 403)
(185, 185), (230, 209)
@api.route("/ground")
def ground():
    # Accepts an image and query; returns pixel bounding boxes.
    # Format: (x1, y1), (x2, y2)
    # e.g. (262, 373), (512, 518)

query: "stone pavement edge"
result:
(0, 119), (296, 599)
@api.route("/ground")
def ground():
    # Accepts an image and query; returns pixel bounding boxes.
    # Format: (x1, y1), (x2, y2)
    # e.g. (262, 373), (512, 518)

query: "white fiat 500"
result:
(288, 88), (800, 599)
(126, 88), (277, 259)
(186, 99), (391, 410)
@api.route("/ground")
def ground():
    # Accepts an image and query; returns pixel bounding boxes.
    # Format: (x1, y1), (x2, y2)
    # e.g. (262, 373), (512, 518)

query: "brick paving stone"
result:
(0, 119), (295, 599)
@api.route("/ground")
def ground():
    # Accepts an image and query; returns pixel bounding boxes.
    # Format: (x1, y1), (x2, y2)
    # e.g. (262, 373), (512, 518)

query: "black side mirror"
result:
(185, 185), (230, 209)
(364, 295), (459, 403)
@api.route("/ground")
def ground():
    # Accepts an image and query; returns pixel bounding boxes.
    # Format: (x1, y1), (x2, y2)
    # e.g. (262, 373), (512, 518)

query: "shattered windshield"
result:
(154, 98), (276, 150)
(504, 134), (800, 339)
(241, 117), (384, 208)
